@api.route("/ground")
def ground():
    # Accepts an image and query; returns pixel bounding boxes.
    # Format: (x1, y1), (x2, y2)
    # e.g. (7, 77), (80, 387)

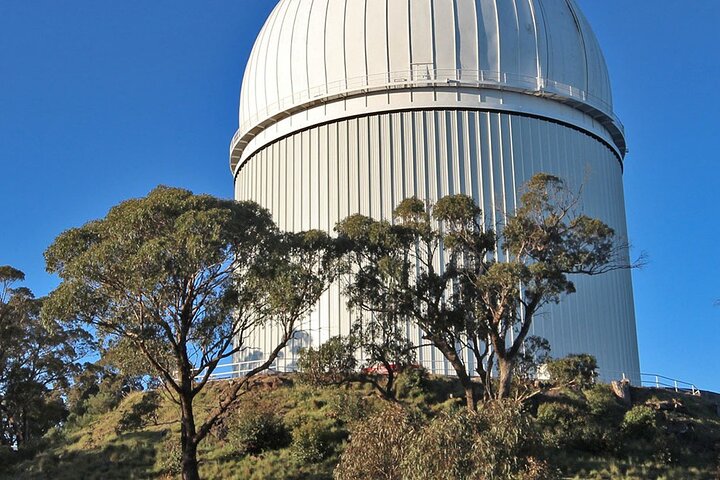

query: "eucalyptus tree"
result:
(439, 174), (632, 399)
(336, 203), (479, 408)
(334, 215), (420, 400)
(43, 186), (336, 480)
(0, 266), (88, 449)
(337, 173), (631, 409)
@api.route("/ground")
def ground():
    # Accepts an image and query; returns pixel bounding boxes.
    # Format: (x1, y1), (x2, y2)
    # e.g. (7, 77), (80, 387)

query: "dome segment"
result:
(231, 0), (625, 173)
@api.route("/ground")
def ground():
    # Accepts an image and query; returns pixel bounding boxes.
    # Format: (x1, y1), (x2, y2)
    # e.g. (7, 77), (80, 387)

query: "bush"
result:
(334, 405), (419, 480)
(536, 400), (619, 453)
(115, 391), (161, 434)
(297, 336), (357, 386)
(326, 391), (371, 424)
(226, 408), (290, 455)
(336, 401), (552, 480)
(402, 409), (482, 479)
(394, 366), (430, 399)
(290, 421), (333, 463)
(584, 385), (625, 419)
(472, 401), (550, 480)
(621, 405), (657, 439)
(546, 354), (598, 389)
(157, 437), (182, 476)
(403, 401), (553, 480)
(84, 374), (143, 416)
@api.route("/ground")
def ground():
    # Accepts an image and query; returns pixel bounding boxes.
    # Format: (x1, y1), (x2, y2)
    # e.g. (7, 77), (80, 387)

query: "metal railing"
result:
(196, 360), (702, 397)
(639, 373), (699, 396)
(192, 360), (277, 382)
(231, 68), (623, 155)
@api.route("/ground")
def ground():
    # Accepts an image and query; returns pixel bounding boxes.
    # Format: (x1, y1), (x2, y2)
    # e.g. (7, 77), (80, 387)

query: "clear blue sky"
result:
(1, 1), (718, 390)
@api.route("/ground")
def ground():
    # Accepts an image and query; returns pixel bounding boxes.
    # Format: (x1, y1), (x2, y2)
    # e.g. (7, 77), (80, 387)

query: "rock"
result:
(611, 379), (632, 407)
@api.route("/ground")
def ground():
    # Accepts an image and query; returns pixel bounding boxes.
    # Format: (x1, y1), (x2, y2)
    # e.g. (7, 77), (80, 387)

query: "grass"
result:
(2, 377), (719, 479)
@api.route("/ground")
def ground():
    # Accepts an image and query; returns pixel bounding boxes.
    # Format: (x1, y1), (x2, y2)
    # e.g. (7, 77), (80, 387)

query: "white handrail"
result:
(194, 360), (703, 396)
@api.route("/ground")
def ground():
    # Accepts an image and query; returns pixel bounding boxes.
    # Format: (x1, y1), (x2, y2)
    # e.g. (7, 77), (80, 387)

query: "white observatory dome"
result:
(231, 0), (625, 172)
(231, 0), (640, 384)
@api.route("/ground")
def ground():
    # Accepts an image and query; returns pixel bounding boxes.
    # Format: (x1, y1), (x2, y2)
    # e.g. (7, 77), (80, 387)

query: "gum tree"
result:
(43, 186), (335, 480)
(0, 266), (88, 449)
(337, 173), (633, 409)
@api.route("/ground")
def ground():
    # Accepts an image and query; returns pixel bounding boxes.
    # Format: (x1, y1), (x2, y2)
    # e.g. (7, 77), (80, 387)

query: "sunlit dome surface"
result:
(233, 0), (621, 169)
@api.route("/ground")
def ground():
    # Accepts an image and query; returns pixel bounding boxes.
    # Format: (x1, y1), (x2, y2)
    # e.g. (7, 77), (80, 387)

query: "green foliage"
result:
(402, 409), (483, 479)
(536, 401), (613, 452)
(621, 405), (657, 439)
(3, 379), (720, 480)
(337, 401), (554, 480)
(115, 391), (161, 434)
(326, 391), (372, 424)
(297, 336), (357, 386)
(337, 174), (624, 405)
(42, 186), (338, 478)
(584, 385), (626, 419)
(158, 436), (183, 476)
(394, 366), (430, 400)
(290, 421), (333, 463)
(546, 354), (599, 389)
(333, 405), (419, 480)
(0, 265), (88, 449)
(226, 408), (290, 455)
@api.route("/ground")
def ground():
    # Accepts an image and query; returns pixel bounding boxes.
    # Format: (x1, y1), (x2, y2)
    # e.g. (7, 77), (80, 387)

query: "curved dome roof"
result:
(233, 0), (624, 170)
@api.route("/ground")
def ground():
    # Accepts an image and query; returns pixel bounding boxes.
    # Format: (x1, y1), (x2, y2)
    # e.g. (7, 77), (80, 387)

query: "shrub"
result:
(84, 374), (143, 416)
(157, 437), (182, 476)
(546, 354), (598, 389)
(394, 366), (429, 399)
(536, 400), (619, 453)
(584, 385), (625, 418)
(402, 409), (481, 479)
(334, 402), (553, 480)
(290, 421), (333, 463)
(115, 391), (161, 434)
(226, 408), (290, 455)
(403, 401), (552, 480)
(297, 336), (357, 386)
(334, 405), (419, 480)
(621, 405), (657, 439)
(473, 401), (548, 479)
(326, 391), (371, 424)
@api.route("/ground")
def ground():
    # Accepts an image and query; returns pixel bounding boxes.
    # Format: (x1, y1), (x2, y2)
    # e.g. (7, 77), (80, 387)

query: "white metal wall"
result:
(234, 109), (641, 384)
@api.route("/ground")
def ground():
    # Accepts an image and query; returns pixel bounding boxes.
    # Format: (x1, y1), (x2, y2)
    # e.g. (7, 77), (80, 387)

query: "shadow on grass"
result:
(2, 430), (167, 480)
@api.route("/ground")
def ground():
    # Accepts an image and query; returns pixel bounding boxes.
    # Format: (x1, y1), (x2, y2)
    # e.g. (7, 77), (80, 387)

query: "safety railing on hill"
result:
(197, 360), (702, 397)
(193, 360), (277, 382)
(639, 373), (699, 396)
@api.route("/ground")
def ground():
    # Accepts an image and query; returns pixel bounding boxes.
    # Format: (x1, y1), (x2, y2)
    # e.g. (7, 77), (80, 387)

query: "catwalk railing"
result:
(231, 68), (627, 165)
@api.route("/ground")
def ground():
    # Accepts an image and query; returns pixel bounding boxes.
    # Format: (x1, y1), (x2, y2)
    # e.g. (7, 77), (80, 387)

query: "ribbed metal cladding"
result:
(235, 110), (641, 384)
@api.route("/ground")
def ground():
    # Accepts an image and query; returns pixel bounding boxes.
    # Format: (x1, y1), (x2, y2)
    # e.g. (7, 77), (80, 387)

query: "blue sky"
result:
(1, 1), (718, 391)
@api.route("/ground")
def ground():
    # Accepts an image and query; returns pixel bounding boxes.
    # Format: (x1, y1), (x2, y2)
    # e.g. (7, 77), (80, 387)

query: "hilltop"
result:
(2, 373), (719, 480)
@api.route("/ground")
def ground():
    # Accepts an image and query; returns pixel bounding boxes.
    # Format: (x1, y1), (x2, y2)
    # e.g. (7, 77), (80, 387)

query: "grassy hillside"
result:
(2, 374), (719, 480)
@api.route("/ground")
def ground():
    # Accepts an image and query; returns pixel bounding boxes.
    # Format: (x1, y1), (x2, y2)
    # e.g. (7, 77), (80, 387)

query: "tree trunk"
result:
(429, 336), (478, 411)
(180, 394), (200, 480)
(464, 383), (478, 411)
(497, 357), (514, 399)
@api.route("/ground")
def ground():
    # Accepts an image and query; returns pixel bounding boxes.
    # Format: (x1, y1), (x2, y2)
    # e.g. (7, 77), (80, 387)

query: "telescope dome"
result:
(232, 0), (623, 171)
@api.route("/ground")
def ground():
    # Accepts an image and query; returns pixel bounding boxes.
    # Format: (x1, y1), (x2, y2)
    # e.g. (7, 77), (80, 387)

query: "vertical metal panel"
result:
(409, 0), (433, 65)
(307, 0), (329, 93)
(344, 0), (368, 82)
(234, 109), (640, 383)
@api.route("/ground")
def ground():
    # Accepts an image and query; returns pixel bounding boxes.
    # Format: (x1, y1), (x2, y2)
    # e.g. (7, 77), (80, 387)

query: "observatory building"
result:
(230, 0), (641, 382)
